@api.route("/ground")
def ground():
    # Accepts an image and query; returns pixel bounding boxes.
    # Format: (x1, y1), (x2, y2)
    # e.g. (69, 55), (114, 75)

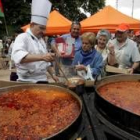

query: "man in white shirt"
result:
(108, 23), (140, 74)
(12, 0), (58, 83)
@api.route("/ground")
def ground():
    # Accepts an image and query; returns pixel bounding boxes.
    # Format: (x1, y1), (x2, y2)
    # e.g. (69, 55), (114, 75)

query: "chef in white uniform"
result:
(12, 0), (58, 83)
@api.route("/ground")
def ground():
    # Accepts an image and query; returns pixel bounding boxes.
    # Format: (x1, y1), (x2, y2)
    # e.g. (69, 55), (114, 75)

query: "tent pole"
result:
(3, 15), (9, 36)
(131, 0), (134, 17)
(116, 0), (118, 10)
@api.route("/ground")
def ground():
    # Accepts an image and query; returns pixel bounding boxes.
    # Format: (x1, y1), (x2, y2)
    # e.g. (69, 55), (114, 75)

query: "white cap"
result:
(31, 0), (52, 26)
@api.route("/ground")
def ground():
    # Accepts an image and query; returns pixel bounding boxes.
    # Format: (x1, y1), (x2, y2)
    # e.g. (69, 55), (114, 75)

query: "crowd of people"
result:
(1, 21), (140, 83)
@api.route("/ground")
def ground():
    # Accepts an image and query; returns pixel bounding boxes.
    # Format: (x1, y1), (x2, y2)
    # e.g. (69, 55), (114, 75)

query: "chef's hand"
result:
(75, 65), (86, 71)
(49, 49), (61, 57)
(52, 75), (59, 82)
(42, 53), (55, 62)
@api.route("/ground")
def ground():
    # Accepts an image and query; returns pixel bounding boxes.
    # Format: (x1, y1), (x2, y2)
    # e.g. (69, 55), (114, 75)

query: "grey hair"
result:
(96, 29), (111, 41)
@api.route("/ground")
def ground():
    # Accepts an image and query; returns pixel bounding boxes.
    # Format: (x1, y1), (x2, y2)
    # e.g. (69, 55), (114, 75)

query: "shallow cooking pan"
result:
(95, 74), (140, 137)
(0, 84), (82, 140)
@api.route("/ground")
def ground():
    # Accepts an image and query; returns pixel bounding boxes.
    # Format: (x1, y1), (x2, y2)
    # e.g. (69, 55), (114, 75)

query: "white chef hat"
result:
(31, 0), (52, 26)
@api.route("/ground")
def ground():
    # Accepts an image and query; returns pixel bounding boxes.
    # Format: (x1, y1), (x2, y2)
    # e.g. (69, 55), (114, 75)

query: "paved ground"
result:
(0, 69), (64, 83)
(0, 59), (65, 82)
(0, 69), (11, 81)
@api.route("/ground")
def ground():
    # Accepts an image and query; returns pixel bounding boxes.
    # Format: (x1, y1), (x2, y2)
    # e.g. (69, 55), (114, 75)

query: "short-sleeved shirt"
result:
(61, 33), (82, 52)
(51, 33), (82, 65)
(109, 38), (140, 68)
(51, 33), (82, 53)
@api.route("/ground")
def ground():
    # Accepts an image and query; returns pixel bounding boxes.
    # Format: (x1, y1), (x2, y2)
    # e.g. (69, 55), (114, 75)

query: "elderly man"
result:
(51, 21), (82, 65)
(108, 23), (140, 74)
(134, 31), (140, 51)
(12, 0), (58, 83)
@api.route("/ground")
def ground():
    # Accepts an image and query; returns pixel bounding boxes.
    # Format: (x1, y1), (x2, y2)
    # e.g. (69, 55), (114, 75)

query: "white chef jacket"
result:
(11, 29), (51, 83)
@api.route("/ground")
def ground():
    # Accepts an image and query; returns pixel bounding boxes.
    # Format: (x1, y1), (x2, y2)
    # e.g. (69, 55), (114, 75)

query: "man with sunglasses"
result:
(108, 23), (140, 74)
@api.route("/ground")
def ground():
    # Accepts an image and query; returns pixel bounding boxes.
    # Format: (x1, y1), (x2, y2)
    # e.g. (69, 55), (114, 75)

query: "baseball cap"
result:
(135, 31), (140, 36)
(116, 23), (130, 32)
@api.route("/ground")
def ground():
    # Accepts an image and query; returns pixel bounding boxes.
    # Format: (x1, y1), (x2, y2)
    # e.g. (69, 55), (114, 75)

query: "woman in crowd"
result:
(72, 32), (103, 80)
(95, 29), (111, 76)
(95, 29), (110, 62)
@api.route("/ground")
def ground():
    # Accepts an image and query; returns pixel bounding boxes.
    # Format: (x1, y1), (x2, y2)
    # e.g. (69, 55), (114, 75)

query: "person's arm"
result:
(90, 54), (104, 77)
(107, 43), (117, 65)
(132, 62), (140, 70)
(21, 53), (55, 63)
(107, 51), (116, 65)
(47, 66), (59, 82)
(127, 62), (139, 74)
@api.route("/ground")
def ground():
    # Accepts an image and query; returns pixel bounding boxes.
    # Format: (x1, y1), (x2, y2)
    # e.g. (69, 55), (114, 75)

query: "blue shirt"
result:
(51, 33), (82, 53)
(51, 33), (82, 65)
(61, 33), (82, 52)
(72, 49), (103, 78)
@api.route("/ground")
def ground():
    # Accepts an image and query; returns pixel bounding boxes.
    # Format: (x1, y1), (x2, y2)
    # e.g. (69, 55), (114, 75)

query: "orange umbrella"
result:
(21, 10), (72, 36)
(81, 6), (140, 33)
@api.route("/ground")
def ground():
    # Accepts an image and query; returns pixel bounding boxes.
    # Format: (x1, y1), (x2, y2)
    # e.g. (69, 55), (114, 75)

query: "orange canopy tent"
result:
(21, 10), (72, 36)
(81, 6), (140, 33)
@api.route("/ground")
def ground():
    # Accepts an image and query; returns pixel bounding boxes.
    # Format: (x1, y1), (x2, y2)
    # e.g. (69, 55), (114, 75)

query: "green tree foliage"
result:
(2, 0), (31, 27)
(0, 0), (105, 37)
(50, 0), (105, 21)
(0, 0), (31, 37)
